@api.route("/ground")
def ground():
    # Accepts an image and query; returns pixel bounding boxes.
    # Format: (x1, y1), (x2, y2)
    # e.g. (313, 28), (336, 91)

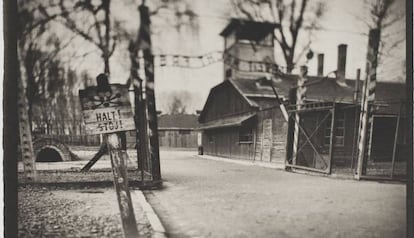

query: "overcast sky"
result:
(60, 0), (406, 113)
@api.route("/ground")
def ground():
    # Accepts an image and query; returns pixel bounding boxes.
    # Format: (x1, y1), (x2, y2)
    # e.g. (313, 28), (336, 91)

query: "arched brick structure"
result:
(33, 137), (80, 162)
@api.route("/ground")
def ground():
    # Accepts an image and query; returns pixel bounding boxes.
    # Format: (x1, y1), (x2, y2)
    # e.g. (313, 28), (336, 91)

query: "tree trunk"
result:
(103, 0), (111, 75)
(286, 58), (294, 73)
(104, 58), (110, 74)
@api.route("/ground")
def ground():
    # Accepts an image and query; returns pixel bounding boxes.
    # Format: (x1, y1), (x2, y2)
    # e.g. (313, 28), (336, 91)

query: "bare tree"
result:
(80, 70), (95, 87)
(164, 91), (192, 115)
(20, 0), (130, 134)
(232, 0), (326, 73)
(19, 35), (66, 128)
(18, 2), (57, 128)
(17, 1), (83, 135)
(357, 0), (405, 64)
(367, 0), (401, 30)
(17, 1), (80, 130)
(168, 96), (187, 115)
(38, 0), (130, 74)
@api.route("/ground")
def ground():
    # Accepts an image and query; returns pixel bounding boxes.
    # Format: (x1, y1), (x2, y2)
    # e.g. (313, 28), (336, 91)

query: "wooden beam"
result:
(80, 143), (108, 172)
(390, 103), (402, 179)
(285, 164), (330, 174)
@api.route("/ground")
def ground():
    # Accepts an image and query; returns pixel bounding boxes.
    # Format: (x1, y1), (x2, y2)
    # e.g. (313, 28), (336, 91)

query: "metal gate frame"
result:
(361, 103), (405, 180)
(285, 102), (335, 174)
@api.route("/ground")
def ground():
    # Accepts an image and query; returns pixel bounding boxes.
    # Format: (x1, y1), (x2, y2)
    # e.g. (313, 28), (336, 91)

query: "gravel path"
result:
(18, 186), (152, 238)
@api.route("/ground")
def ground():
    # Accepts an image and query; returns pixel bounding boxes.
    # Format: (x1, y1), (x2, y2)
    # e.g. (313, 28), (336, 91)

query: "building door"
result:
(364, 115), (406, 178)
(370, 116), (397, 162)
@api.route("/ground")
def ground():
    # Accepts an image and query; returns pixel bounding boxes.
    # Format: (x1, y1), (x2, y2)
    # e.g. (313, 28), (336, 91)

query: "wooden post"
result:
(356, 29), (380, 180)
(94, 74), (139, 238)
(105, 133), (139, 237)
(128, 39), (149, 180)
(351, 69), (361, 170)
(292, 66), (308, 164)
(285, 88), (296, 165)
(137, 51), (151, 174)
(328, 103), (336, 173)
(138, 3), (161, 181)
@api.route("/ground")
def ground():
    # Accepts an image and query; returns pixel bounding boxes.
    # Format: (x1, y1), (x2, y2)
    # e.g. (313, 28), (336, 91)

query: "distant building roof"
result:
(199, 112), (256, 130)
(158, 114), (200, 130)
(199, 75), (406, 121)
(230, 76), (406, 105)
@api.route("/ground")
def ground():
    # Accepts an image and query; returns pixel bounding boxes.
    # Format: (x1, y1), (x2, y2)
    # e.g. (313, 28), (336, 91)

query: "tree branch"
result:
(150, 4), (169, 16)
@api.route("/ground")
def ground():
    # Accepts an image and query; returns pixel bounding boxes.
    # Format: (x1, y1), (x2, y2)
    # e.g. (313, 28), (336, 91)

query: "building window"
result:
(239, 125), (253, 143)
(208, 135), (214, 143)
(225, 69), (232, 78)
(179, 130), (190, 135)
(335, 112), (345, 146)
(324, 111), (345, 147)
(158, 131), (165, 137)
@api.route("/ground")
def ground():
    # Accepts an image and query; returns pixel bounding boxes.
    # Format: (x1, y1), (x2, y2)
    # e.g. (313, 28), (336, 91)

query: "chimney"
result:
(317, 54), (324, 76)
(337, 44), (347, 85)
(353, 68), (361, 102)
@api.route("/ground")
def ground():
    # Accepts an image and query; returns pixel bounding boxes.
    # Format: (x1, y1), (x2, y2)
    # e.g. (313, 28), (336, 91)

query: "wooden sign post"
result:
(79, 74), (139, 237)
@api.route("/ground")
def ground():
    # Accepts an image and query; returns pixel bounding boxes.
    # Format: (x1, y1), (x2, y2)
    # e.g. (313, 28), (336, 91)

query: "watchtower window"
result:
(237, 33), (273, 46)
(221, 19), (278, 49)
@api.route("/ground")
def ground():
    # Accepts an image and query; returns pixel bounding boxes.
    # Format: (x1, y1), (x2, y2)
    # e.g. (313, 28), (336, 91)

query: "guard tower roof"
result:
(220, 18), (280, 41)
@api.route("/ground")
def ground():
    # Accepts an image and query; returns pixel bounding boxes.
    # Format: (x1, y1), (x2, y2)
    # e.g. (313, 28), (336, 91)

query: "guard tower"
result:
(220, 19), (280, 80)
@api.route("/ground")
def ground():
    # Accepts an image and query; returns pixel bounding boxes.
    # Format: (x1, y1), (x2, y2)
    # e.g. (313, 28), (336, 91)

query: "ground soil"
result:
(18, 186), (152, 238)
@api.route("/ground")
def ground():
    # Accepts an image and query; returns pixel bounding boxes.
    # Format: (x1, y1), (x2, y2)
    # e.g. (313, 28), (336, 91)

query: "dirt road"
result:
(146, 151), (406, 238)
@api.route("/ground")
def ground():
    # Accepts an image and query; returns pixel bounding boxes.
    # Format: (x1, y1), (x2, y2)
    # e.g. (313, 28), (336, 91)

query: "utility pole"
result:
(356, 29), (380, 180)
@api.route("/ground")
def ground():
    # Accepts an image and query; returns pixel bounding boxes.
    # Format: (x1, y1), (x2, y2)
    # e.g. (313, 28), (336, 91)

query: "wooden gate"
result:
(285, 102), (335, 174)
